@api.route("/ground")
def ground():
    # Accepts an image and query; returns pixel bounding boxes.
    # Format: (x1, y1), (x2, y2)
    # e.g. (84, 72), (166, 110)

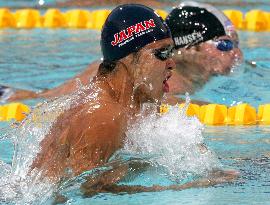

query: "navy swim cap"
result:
(166, 1), (232, 49)
(101, 4), (171, 62)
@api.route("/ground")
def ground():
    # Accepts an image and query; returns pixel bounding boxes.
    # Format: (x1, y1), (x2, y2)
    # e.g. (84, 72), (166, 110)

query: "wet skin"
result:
(31, 38), (175, 180)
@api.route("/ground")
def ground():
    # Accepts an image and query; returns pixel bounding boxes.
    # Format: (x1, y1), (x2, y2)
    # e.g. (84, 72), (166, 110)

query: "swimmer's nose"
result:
(166, 58), (176, 70)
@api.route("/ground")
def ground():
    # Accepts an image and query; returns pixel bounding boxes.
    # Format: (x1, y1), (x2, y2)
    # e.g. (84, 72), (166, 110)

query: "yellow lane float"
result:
(0, 8), (269, 31)
(258, 104), (270, 125)
(65, 9), (91, 28)
(227, 104), (257, 125)
(43, 8), (66, 28)
(0, 103), (30, 122)
(199, 104), (227, 126)
(0, 8), (16, 28)
(245, 10), (269, 31)
(223, 10), (245, 29)
(1, 102), (270, 125)
(179, 103), (200, 117)
(14, 9), (42, 28)
(155, 9), (168, 20)
(90, 9), (111, 30)
(160, 103), (270, 126)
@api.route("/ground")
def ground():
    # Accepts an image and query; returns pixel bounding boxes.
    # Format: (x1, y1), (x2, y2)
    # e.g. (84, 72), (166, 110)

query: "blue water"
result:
(0, 11), (270, 205)
(0, 0), (63, 8)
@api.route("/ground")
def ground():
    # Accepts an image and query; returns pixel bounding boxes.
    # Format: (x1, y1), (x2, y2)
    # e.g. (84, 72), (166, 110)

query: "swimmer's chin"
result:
(213, 66), (232, 75)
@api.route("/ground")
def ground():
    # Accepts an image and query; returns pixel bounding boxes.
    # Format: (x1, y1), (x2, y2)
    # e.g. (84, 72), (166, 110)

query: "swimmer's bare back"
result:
(31, 82), (127, 180)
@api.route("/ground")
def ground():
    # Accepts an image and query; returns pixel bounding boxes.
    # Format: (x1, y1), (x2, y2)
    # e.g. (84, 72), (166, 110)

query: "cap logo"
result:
(111, 19), (156, 47)
(174, 32), (203, 46)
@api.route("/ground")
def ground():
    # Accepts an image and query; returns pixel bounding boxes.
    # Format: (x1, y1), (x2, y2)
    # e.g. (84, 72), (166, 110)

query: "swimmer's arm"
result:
(97, 169), (238, 194)
(55, 169), (238, 203)
(80, 160), (151, 196)
(81, 156), (238, 196)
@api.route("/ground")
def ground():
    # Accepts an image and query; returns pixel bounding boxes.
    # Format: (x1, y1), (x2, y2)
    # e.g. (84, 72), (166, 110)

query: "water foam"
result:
(122, 102), (221, 182)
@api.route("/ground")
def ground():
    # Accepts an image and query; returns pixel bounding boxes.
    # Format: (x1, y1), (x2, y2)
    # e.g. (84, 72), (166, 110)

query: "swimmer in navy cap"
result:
(30, 5), (237, 197)
(32, 2), (176, 185)
(3, 4), (174, 102)
(165, 1), (243, 99)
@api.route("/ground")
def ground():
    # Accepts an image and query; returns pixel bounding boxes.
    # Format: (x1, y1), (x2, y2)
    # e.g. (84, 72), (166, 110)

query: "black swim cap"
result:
(166, 2), (230, 49)
(101, 4), (171, 62)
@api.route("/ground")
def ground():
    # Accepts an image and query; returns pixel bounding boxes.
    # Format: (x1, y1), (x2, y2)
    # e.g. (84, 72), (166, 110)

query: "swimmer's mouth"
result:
(163, 73), (172, 93)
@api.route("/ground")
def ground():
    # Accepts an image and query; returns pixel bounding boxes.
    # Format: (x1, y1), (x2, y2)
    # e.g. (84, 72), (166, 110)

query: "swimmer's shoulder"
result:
(77, 101), (126, 126)
(94, 102), (125, 121)
(69, 102), (126, 143)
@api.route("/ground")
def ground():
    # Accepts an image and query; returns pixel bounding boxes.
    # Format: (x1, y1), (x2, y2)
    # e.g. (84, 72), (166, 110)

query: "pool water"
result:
(0, 26), (270, 205)
(0, 0), (63, 8)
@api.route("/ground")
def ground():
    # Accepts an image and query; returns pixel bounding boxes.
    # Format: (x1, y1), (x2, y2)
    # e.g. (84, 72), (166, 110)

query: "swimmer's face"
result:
(198, 34), (243, 74)
(131, 38), (175, 102)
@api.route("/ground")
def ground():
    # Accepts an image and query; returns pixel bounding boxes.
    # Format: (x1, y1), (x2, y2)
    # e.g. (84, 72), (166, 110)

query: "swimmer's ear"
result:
(132, 80), (152, 103)
(97, 60), (117, 76)
(131, 50), (142, 64)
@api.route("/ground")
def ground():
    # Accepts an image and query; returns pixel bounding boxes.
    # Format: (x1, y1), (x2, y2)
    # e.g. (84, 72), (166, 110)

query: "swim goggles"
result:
(211, 39), (239, 52)
(154, 45), (174, 61)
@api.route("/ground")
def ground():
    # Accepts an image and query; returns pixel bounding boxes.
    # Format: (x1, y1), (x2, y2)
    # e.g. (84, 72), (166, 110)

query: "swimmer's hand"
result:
(182, 169), (239, 189)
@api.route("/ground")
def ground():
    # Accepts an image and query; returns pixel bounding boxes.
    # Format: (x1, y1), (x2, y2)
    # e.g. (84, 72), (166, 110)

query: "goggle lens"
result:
(215, 39), (238, 52)
(154, 45), (174, 61)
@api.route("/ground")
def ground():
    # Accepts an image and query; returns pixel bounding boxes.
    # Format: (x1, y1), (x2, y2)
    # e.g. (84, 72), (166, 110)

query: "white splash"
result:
(123, 103), (220, 181)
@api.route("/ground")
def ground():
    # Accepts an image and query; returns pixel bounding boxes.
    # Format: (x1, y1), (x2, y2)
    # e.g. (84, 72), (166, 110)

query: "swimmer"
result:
(31, 2), (175, 186)
(164, 1), (243, 103)
(29, 4), (237, 197)
(3, 2), (242, 104)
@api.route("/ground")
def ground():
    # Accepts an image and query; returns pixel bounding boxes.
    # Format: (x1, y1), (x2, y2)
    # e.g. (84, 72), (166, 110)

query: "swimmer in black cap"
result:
(165, 1), (243, 100)
(30, 4), (237, 197)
